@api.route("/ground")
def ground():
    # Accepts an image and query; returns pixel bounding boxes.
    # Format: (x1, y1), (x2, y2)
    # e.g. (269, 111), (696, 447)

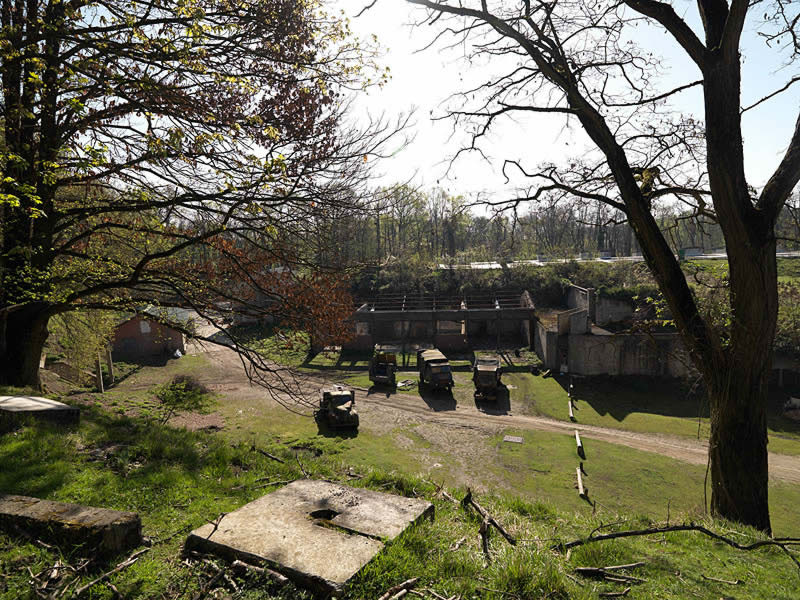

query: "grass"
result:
(2, 401), (800, 600)
(503, 371), (800, 454)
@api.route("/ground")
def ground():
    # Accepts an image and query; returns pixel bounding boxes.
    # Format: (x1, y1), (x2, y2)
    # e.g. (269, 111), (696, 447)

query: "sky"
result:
(339, 1), (800, 201)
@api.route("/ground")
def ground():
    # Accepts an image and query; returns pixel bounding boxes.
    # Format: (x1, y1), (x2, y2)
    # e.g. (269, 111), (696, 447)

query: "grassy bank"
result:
(2, 402), (800, 600)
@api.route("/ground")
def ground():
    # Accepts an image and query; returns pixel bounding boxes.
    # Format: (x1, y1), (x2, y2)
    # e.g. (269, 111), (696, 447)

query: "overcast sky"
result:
(341, 1), (800, 201)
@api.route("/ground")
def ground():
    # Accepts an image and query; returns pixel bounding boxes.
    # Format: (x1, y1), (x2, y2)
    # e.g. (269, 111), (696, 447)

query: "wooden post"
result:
(105, 347), (115, 385)
(576, 466), (587, 498)
(95, 354), (104, 393)
(575, 430), (585, 459)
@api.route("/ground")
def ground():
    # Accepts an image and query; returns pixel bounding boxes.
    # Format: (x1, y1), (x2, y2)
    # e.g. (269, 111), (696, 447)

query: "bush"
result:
(153, 375), (212, 424)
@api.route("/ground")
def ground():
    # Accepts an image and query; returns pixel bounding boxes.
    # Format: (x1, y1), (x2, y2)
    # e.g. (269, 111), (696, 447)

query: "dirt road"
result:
(194, 339), (800, 485)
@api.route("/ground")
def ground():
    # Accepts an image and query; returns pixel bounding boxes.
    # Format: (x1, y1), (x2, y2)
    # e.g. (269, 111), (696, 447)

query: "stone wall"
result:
(567, 332), (692, 377)
(595, 297), (635, 325)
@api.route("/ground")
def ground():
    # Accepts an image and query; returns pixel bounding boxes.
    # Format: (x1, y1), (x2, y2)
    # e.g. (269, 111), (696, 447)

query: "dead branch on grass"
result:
(598, 588), (630, 598)
(73, 548), (149, 597)
(378, 577), (419, 600)
(250, 445), (285, 463)
(553, 524), (800, 571)
(461, 489), (516, 545)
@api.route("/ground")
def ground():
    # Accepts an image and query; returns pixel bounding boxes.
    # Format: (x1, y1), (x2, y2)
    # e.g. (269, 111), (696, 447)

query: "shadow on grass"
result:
(557, 374), (705, 423)
(556, 373), (800, 438)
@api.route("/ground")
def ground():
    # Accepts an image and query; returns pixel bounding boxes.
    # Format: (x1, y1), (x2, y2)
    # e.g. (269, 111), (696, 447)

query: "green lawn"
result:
(2, 396), (800, 600)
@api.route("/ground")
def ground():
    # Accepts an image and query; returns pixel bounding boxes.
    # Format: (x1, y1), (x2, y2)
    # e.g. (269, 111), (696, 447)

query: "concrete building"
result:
(534, 284), (694, 378)
(345, 290), (535, 351)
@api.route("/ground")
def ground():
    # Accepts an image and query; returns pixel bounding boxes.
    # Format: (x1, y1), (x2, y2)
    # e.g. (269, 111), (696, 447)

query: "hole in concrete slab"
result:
(309, 509), (339, 520)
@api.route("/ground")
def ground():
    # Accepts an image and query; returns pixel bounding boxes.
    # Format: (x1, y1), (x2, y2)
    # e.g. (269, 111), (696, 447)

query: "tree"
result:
(407, 0), (800, 532)
(0, 0), (398, 388)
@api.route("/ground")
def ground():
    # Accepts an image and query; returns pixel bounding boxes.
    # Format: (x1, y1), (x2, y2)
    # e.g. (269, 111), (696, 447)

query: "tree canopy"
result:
(0, 0), (397, 388)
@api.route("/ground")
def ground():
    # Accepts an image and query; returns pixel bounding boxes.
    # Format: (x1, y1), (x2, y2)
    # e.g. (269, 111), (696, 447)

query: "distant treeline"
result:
(313, 186), (800, 269)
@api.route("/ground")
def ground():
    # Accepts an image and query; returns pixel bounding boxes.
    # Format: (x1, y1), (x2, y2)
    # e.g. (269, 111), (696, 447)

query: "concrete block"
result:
(185, 479), (433, 595)
(0, 494), (142, 554)
(0, 396), (79, 430)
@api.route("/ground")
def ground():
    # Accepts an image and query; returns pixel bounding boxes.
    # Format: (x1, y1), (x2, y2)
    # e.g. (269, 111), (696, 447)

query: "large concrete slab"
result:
(185, 479), (433, 594)
(0, 494), (142, 554)
(0, 396), (79, 430)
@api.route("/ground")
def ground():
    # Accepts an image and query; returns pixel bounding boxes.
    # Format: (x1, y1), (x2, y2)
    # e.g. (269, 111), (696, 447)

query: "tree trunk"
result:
(708, 375), (770, 533)
(0, 304), (50, 388)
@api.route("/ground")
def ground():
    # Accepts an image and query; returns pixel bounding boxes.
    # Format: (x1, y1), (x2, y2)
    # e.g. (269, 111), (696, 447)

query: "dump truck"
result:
(315, 385), (359, 430)
(417, 348), (454, 391)
(368, 343), (400, 387)
(472, 355), (502, 401)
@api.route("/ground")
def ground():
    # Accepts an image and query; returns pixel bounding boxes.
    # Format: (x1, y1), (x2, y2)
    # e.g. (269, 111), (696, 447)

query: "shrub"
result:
(153, 375), (212, 424)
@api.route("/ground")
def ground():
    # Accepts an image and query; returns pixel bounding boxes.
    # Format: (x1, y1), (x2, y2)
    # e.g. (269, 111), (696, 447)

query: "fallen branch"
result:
(449, 536), (467, 551)
(553, 524), (800, 571)
(598, 588), (630, 598)
(295, 452), (310, 478)
(701, 574), (743, 585)
(461, 489), (516, 545)
(599, 562), (646, 571)
(574, 567), (645, 584)
(250, 445), (285, 463)
(73, 548), (149, 597)
(479, 518), (491, 564)
(231, 559), (289, 585)
(378, 577), (419, 600)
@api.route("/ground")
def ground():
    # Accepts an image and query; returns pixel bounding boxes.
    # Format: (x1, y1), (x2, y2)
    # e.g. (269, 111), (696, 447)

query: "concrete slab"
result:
(185, 479), (433, 594)
(503, 435), (523, 444)
(0, 395), (79, 429)
(0, 494), (142, 554)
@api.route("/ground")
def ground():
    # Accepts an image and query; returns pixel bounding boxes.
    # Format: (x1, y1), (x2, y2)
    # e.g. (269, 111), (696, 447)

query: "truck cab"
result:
(369, 343), (400, 387)
(417, 348), (454, 391)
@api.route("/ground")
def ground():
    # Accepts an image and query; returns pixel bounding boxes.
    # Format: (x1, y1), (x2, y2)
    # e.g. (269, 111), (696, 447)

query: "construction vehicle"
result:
(368, 343), (400, 387)
(315, 385), (359, 430)
(472, 355), (503, 401)
(417, 348), (454, 391)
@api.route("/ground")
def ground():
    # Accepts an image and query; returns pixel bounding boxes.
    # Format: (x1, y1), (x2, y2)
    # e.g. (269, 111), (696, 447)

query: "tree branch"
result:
(622, 1), (707, 67)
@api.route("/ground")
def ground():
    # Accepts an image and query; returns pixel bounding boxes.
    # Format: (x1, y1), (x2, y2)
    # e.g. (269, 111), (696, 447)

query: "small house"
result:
(112, 307), (193, 363)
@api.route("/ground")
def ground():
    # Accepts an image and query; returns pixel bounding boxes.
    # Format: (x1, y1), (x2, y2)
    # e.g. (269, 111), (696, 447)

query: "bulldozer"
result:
(315, 385), (359, 430)
(368, 343), (400, 387)
(472, 355), (502, 401)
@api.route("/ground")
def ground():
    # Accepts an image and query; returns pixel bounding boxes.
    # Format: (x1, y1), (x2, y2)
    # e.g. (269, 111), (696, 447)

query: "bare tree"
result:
(405, 0), (800, 533)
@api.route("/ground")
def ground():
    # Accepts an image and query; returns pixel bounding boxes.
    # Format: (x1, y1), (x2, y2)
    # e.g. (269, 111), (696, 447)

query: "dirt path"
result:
(192, 339), (800, 485)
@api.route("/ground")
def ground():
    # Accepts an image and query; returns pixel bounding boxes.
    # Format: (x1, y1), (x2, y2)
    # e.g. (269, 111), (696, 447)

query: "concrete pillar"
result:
(587, 288), (597, 323)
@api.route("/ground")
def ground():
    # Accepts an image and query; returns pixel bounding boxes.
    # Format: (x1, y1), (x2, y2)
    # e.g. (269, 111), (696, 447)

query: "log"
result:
(378, 577), (419, 600)
(568, 400), (575, 421)
(576, 467), (587, 499)
(575, 430), (586, 459)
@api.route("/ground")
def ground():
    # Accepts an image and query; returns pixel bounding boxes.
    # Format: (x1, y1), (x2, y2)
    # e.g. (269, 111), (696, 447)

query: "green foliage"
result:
(775, 283), (800, 359)
(46, 310), (118, 376)
(227, 323), (311, 366)
(153, 375), (212, 424)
